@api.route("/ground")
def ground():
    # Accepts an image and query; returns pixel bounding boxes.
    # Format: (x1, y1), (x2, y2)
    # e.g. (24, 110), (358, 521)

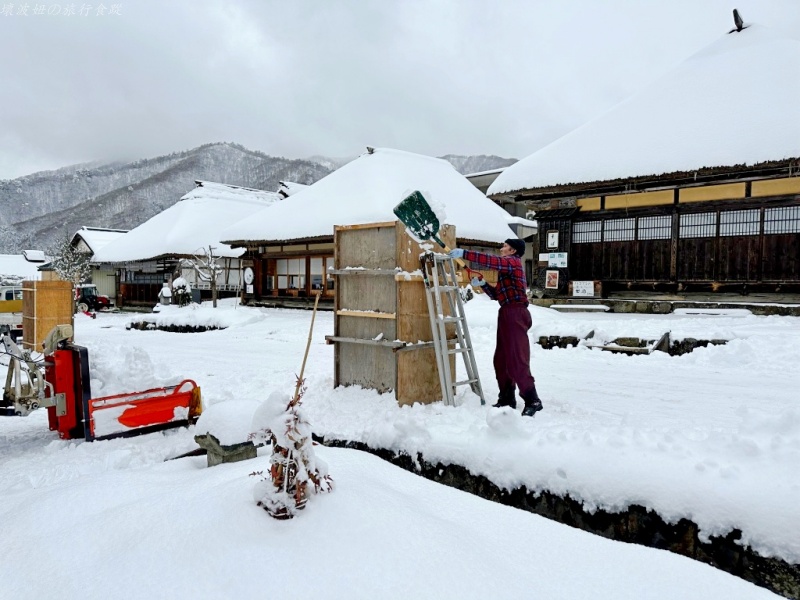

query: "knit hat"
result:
(505, 238), (525, 257)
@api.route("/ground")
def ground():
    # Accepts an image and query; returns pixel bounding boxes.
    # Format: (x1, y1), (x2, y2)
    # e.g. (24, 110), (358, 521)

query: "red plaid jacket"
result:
(462, 250), (528, 305)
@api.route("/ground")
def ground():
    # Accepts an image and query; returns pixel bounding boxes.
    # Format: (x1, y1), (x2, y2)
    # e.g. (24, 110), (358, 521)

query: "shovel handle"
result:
(432, 238), (484, 285)
(431, 235), (467, 269)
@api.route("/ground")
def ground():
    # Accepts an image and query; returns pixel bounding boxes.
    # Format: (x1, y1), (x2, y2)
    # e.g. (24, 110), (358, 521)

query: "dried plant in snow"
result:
(250, 382), (333, 520)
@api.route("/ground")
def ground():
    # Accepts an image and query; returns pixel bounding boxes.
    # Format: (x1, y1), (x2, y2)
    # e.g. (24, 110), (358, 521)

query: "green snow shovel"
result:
(393, 191), (449, 248)
(393, 191), (480, 279)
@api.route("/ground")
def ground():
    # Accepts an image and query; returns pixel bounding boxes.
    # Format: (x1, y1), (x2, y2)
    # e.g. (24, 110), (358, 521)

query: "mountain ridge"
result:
(0, 143), (516, 253)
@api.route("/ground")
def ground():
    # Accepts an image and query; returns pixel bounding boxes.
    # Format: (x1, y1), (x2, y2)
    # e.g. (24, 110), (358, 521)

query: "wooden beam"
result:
(325, 335), (406, 348)
(328, 268), (398, 276)
(336, 309), (396, 320)
(394, 273), (424, 282)
(335, 221), (397, 232)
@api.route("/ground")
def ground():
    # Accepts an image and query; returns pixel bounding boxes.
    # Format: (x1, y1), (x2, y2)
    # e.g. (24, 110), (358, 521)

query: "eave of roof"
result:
(491, 158), (800, 202)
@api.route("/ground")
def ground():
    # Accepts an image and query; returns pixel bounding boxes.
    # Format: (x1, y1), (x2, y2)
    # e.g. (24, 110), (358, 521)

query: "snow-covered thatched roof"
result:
(277, 181), (308, 198)
(93, 181), (281, 263)
(0, 252), (47, 281)
(489, 24), (800, 197)
(222, 148), (517, 245)
(72, 227), (128, 256)
(22, 249), (46, 263)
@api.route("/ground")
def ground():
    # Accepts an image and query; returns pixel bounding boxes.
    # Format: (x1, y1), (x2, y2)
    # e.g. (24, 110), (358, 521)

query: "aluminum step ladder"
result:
(421, 252), (485, 407)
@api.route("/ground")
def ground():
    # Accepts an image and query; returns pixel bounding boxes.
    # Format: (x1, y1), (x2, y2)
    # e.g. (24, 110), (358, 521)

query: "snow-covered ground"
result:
(2, 297), (797, 599)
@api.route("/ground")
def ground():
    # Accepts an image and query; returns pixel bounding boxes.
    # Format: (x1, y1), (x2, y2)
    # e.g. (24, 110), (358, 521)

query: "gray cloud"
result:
(1, 0), (798, 179)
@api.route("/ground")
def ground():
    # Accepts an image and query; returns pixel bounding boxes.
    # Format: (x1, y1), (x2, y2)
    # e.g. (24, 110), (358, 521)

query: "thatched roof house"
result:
(93, 181), (280, 305)
(487, 22), (800, 296)
(222, 148), (520, 305)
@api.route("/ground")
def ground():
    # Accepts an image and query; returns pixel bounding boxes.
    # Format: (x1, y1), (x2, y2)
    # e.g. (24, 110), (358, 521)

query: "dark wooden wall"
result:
(566, 201), (800, 288)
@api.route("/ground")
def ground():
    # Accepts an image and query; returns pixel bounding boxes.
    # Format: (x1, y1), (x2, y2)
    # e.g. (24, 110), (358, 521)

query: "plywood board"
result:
(338, 342), (396, 393)
(338, 315), (397, 348)
(338, 273), (396, 314)
(336, 224), (396, 270)
(396, 348), (455, 406)
(337, 315), (397, 393)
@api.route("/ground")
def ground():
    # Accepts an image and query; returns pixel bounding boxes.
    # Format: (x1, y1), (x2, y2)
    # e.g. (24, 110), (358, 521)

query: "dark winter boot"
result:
(521, 386), (543, 417)
(492, 388), (516, 409)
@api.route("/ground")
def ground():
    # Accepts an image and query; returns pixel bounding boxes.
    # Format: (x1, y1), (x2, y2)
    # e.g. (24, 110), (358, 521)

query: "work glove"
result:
(470, 277), (486, 287)
(448, 248), (464, 259)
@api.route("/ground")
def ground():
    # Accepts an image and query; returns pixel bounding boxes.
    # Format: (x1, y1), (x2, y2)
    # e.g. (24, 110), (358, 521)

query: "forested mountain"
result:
(0, 143), (516, 252)
(0, 143), (331, 252)
(439, 154), (517, 175)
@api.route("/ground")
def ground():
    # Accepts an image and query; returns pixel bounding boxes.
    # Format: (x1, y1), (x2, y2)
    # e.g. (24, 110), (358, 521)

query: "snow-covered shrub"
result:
(250, 385), (333, 519)
(172, 276), (192, 307)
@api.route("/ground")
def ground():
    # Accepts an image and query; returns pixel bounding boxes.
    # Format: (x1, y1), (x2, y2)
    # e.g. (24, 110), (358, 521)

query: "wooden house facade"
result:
(238, 237), (503, 308)
(524, 173), (800, 295)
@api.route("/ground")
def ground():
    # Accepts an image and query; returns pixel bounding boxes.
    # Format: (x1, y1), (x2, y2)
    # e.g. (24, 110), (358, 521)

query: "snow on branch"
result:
(46, 232), (91, 286)
(250, 385), (333, 519)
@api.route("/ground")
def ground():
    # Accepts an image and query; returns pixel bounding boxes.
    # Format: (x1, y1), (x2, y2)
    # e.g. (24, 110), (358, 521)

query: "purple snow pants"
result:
(493, 302), (536, 399)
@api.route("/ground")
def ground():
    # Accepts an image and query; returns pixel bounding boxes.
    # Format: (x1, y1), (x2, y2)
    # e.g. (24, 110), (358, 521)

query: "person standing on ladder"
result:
(449, 239), (543, 417)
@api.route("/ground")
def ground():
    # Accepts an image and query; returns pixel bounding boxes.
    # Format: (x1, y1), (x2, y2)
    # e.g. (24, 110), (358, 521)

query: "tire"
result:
(77, 302), (89, 313)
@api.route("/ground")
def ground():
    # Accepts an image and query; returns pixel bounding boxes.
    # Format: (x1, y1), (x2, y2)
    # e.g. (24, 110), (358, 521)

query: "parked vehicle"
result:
(75, 284), (114, 313)
(0, 286), (23, 341)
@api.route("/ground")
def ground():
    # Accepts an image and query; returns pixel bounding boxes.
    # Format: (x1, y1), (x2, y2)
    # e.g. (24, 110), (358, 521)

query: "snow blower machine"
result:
(1, 325), (202, 441)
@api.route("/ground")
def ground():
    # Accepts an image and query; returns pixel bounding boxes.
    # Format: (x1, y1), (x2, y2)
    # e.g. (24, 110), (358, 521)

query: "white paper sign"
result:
(548, 252), (568, 268)
(572, 281), (594, 297)
(246, 284), (254, 294)
(538, 253), (549, 262)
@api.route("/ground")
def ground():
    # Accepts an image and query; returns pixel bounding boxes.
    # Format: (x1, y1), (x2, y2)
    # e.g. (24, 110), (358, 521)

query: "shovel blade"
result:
(393, 191), (441, 243)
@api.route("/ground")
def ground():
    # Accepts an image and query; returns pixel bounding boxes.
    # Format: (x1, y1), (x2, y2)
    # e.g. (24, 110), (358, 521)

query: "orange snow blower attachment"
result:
(86, 380), (201, 441)
(44, 336), (202, 442)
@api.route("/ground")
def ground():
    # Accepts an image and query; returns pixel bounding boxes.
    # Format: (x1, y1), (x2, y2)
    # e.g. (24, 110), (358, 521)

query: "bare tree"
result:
(180, 245), (222, 307)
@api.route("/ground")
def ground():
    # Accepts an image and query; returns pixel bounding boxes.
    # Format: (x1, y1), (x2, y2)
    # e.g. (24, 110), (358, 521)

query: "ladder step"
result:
(441, 316), (465, 323)
(433, 285), (460, 291)
(448, 347), (470, 355)
(454, 378), (479, 387)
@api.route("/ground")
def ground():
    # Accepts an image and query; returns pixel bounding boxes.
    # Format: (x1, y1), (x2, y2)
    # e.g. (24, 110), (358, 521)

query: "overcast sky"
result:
(1, 0), (798, 180)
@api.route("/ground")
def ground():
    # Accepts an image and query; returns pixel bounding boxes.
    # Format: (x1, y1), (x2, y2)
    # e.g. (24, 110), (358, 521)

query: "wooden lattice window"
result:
(637, 215), (671, 240)
(720, 209), (760, 237)
(573, 221), (601, 243)
(604, 218), (635, 242)
(764, 206), (800, 234)
(679, 212), (716, 238)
